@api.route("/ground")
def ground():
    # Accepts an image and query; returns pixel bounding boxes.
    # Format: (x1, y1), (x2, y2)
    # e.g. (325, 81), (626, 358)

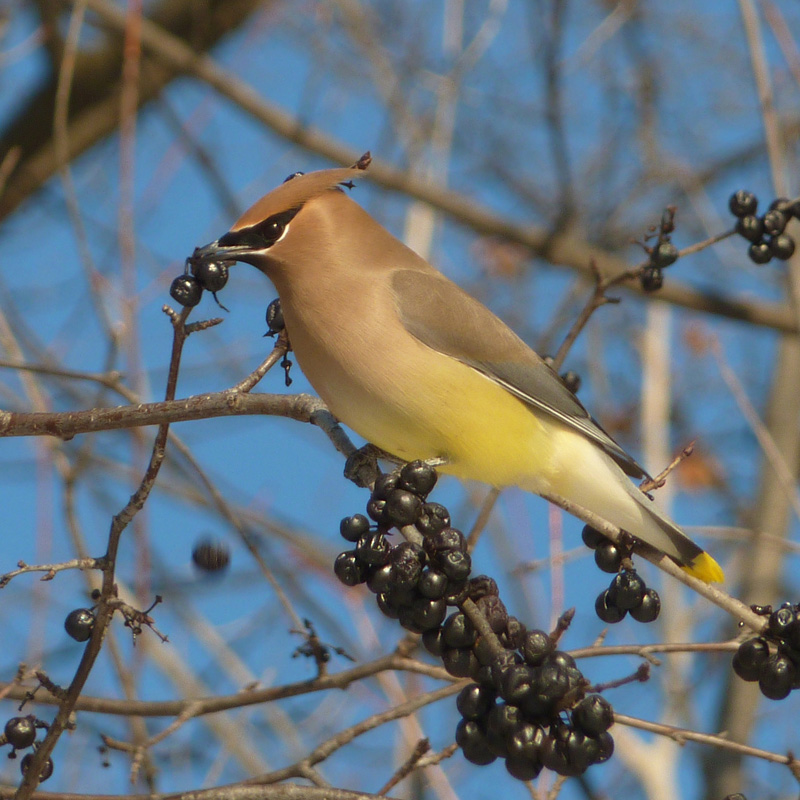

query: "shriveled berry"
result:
(608, 570), (646, 611)
(384, 489), (422, 527)
(467, 575), (499, 599)
(572, 695), (614, 736)
(595, 590), (626, 623)
(444, 580), (469, 605)
(415, 502), (450, 535)
(265, 298), (284, 333)
(65, 608), (95, 642)
(736, 214), (764, 242)
(502, 617), (527, 650)
(770, 234), (796, 260)
(4, 717), (36, 749)
(768, 605), (796, 638)
(500, 664), (535, 706)
(729, 190), (758, 217)
(476, 595), (508, 633)
(654, 242), (678, 268)
(169, 274), (202, 307)
(334, 551), (365, 586)
(389, 542), (424, 590)
(398, 461), (438, 497)
(769, 197), (792, 213)
(594, 541), (623, 573)
(732, 637), (770, 682)
(629, 588), (661, 622)
(640, 266), (663, 292)
(457, 682), (496, 720)
(490, 650), (522, 691)
(763, 209), (788, 235)
(191, 259), (229, 292)
(191, 539), (230, 572)
(759, 653), (795, 700)
(748, 241), (772, 265)
(424, 527), (467, 554)
(20, 753), (53, 782)
(339, 514), (370, 542)
(522, 629), (553, 666)
(507, 722), (545, 762)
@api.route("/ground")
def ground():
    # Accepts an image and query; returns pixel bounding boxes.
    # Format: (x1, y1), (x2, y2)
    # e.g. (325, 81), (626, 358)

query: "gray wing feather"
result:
(392, 269), (648, 479)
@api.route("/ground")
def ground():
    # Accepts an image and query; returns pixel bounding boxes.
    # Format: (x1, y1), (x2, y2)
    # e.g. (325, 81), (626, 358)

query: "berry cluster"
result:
(169, 257), (232, 308)
(3, 716), (52, 782)
(729, 191), (797, 265)
(732, 602), (800, 700)
(334, 462), (615, 780)
(640, 207), (679, 293)
(581, 526), (661, 624)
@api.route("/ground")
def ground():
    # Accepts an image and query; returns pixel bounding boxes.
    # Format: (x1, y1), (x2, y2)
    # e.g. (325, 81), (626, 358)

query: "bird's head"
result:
(191, 153), (372, 276)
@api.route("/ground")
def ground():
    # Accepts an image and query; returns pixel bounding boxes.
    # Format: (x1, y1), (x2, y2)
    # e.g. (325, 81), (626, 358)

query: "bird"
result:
(192, 154), (724, 584)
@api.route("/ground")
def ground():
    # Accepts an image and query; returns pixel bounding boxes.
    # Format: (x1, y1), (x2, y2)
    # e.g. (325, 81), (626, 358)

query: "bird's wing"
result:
(392, 269), (647, 479)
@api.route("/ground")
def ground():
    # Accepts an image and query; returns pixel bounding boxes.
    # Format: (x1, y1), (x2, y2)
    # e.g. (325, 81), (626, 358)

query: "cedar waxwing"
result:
(193, 155), (724, 584)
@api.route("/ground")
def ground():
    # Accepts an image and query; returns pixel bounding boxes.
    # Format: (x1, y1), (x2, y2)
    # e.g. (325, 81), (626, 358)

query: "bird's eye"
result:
(252, 208), (300, 247)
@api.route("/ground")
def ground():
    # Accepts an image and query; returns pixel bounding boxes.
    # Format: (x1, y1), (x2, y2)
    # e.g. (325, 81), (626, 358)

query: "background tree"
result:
(0, 1), (799, 798)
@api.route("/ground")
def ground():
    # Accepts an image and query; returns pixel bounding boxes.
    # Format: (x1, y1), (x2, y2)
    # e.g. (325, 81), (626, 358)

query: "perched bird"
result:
(193, 155), (724, 583)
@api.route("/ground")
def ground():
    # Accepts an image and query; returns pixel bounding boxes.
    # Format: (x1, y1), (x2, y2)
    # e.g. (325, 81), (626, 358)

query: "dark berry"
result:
(339, 514), (370, 542)
(20, 753), (53, 782)
(594, 541), (623, 573)
(334, 551), (365, 586)
(501, 617), (527, 650)
(442, 647), (479, 678)
(769, 197), (792, 213)
(442, 612), (477, 649)
(608, 570), (646, 611)
(169, 274), (202, 307)
(581, 525), (605, 549)
(521, 629), (553, 666)
(505, 754), (543, 781)
(485, 703), (522, 757)
(409, 596), (447, 630)
(389, 542), (424, 590)
(500, 664), (535, 706)
(748, 241), (772, 265)
(640, 266), (663, 292)
(455, 719), (496, 765)
(736, 214), (764, 242)
(365, 498), (389, 525)
(438, 549), (472, 582)
(418, 567), (448, 599)
(732, 637), (770, 682)
(421, 628), (444, 656)
(768, 606), (795, 638)
(355, 532), (392, 566)
(384, 489), (422, 527)
(770, 234), (796, 260)
(397, 606), (427, 634)
(654, 241), (678, 268)
(398, 461), (438, 497)
(372, 472), (399, 500)
(759, 653), (795, 700)
(729, 190), (758, 217)
(366, 563), (394, 594)
(415, 502), (451, 535)
(376, 592), (401, 619)
(191, 539), (230, 572)
(592, 731), (615, 763)
(490, 650), (522, 691)
(629, 588), (661, 622)
(265, 298), (284, 333)
(595, 590), (626, 623)
(191, 259), (229, 292)
(64, 608), (95, 642)
(572, 695), (614, 736)
(763, 209), (788, 235)
(4, 717), (36, 749)
(457, 682), (496, 720)
(444, 580), (469, 606)
(507, 722), (545, 763)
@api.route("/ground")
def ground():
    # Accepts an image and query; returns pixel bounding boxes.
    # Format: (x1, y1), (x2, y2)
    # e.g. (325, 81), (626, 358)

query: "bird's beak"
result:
(191, 239), (245, 264)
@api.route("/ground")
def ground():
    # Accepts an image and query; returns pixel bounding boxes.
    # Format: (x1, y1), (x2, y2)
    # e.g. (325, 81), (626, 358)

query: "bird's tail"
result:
(550, 443), (725, 583)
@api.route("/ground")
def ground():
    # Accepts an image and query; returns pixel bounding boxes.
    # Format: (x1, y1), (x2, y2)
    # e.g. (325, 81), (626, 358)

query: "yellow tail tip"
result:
(683, 552), (725, 583)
